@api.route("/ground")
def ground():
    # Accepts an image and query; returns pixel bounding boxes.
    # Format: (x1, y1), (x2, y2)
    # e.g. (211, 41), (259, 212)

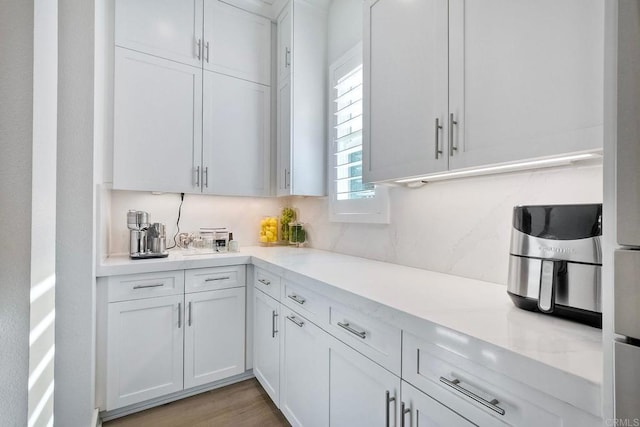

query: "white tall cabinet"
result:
(275, 0), (328, 196)
(113, 0), (272, 196)
(253, 287), (281, 405)
(364, 0), (603, 183)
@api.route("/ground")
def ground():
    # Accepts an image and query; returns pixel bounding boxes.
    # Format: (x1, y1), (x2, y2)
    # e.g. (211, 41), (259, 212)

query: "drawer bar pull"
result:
(439, 377), (506, 416)
(205, 276), (231, 282)
(258, 279), (271, 286)
(337, 321), (366, 339)
(287, 294), (306, 305)
(286, 315), (304, 328)
(133, 283), (164, 289)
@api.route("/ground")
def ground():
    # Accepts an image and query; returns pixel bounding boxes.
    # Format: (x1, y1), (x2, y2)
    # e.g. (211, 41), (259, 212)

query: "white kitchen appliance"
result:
(609, 0), (640, 419)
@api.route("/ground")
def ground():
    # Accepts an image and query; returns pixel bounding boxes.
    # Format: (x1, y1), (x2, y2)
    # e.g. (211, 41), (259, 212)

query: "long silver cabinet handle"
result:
(204, 166), (209, 188)
(195, 166), (200, 187)
(133, 283), (164, 289)
(287, 294), (306, 305)
(337, 321), (366, 339)
(434, 118), (443, 159)
(188, 301), (192, 326)
(196, 38), (201, 60)
(272, 310), (278, 338)
(205, 276), (231, 282)
(258, 279), (271, 286)
(286, 315), (304, 327)
(385, 391), (396, 427)
(178, 302), (182, 329)
(285, 47), (291, 68)
(439, 377), (506, 416)
(401, 402), (410, 427)
(205, 41), (210, 63)
(449, 113), (458, 156)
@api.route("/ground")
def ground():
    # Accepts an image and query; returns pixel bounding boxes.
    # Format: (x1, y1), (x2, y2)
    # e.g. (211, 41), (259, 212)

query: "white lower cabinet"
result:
(253, 288), (281, 405)
(328, 335), (401, 427)
(106, 294), (184, 410)
(400, 381), (474, 427)
(184, 287), (246, 389)
(280, 308), (329, 427)
(101, 267), (247, 413)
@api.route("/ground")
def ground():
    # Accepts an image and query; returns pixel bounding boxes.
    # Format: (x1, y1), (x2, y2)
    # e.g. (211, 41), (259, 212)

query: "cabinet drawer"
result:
(404, 331), (573, 427)
(254, 268), (281, 300)
(107, 270), (184, 302)
(282, 279), (329, 327)
(185, 265), (246, 293)
(328, 301), (401, 375)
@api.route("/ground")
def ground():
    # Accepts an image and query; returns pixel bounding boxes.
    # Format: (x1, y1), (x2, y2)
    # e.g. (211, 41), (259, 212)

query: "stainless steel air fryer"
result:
(507, 204), (602, 328)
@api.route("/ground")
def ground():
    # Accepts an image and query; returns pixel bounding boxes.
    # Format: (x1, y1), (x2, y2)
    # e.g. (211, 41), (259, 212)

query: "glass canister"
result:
(288, 222), (306, 247)
(259, 216), (279, 245)
(280, 207), (297, 243)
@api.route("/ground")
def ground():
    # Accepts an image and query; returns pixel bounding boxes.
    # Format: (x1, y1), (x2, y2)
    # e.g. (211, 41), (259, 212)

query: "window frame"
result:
(328, 43), (390, 224)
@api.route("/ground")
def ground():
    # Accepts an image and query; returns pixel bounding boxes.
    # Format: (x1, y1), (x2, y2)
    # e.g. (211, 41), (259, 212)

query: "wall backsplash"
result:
(291, 163), (603, 286)
(108, 163), (602, 286)
(109, 190), (283, 255)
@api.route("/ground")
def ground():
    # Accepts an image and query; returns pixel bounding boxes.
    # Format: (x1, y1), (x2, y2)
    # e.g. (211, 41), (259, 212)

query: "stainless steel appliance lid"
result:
(513, 204), (602, 240)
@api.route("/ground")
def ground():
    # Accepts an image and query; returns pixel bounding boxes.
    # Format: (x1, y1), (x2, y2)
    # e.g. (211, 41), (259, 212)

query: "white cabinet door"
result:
(253, 289), (281, 405)
(202, 71), (271, 196)
(183, 287), (246, 389)
(113, 48), (203, 193)
(115, 0), (203, 67)
(106, 295), (184, 410)
(329, 335), (401, 427)
(276, 77), (292, 196)
(277, 2), (292, 82)
(203, 0), (271, 85)
(364, 0), (449, 183)
(448, 0), (603, 170)
(400, 381), (475, 427)
(280, 309), (329, 427)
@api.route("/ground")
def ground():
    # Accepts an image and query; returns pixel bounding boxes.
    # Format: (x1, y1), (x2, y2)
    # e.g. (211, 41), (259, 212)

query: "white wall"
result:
(0, 1), (34, 424)
(55, 0), (96, 425)
(109, 191), (284, 255)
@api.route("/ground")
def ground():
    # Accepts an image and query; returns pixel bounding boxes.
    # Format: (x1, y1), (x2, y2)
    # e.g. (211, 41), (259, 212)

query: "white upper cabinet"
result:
(447, 0), (603, 170)
(115, 0), (203, 68)
(203, 0), (272, 85)
(203, 71), (271, 196)
(275, 0), (327, 196)
(113, 48), (203, 193)
(364, 0), (603, 183)
(112, 0), (272, 195)
(364, 0), (449, 183)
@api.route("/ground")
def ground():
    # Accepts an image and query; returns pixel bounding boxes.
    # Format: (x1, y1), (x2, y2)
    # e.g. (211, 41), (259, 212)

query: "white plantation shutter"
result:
(329, 44), (389, 223)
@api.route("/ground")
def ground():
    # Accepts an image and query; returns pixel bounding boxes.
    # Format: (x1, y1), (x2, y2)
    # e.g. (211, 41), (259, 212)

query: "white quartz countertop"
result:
(99, 246), (603, 413)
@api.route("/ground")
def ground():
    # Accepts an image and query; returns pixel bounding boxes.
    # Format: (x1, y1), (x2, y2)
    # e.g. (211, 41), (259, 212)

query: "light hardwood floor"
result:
(103, 379), (290, 427)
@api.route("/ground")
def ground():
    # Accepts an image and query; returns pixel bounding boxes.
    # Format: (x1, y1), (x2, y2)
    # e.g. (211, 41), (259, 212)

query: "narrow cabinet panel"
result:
(203, 0), (271, 85)
(447, 0), (603, 169)
(106, 295), (184, 410)
(253, 289), (281, 405)
(280, 309), (329, 427)
(113, 48), (203, 193)
(115, 0), (203, 68)
(276, 77), (292, 196)
(364, 0), (449, 183)
(329, 335), (401, 427)
(184, 287), (246, 389)
(277, 2), (292, 82)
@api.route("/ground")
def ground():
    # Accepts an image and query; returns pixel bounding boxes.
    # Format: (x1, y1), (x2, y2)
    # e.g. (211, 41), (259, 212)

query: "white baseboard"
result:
(92, 408), (101, 427)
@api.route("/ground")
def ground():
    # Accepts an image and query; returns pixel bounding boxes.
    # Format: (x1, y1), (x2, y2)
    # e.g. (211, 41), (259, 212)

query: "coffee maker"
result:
(127, 210), (169, 259)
